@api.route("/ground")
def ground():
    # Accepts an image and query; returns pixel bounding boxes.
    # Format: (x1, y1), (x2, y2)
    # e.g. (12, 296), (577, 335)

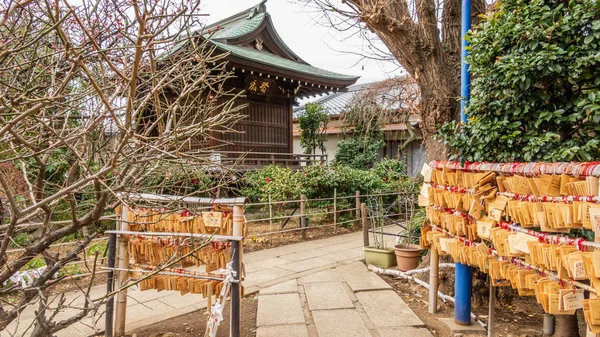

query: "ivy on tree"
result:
(437, 0), (600, 162)
(298, 102), (329, 155)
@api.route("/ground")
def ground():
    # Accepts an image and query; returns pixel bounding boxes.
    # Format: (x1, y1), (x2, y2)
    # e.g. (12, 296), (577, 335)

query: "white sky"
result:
(199, 0), (402, 85)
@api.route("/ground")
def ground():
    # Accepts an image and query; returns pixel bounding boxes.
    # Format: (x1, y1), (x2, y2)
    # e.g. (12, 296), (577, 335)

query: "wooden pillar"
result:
(288, 93), (294, 154)
(361, 203), (369, 247)
(231, 205), (244, 337)
(115, 206), (130, 337)
(487, 275), (496, 337)
(268, 194), (273, 246)
(300, 194), (306, 240)
(355, 190), (360, 223)
(333, 188), (337, 233)
(428, 246), (439, 314)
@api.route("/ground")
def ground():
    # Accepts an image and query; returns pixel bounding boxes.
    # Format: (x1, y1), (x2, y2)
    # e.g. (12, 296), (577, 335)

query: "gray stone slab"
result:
(259, 279), (298, 295)
(304, 282), (354, 310)
(338, 269), (392, 292)
(312, 309), (371, 337)
(301, 269), (343, 284)
(125, 299), (178, 323)
(256, 324), (309, 337)
(378, 328), (434, 337)
(277, 257), (335, 273)
(157, 292), (205, 309)
(439, 318), (486, 335)
(244, 267), (295, 287)
(321, 249), (364, 262)
(279, 249), (328, 261)
(355, 290), (423, 328)
(245, 257), (292, 273)
(336, 261), (368, 273)
(257, 293), (305, 326)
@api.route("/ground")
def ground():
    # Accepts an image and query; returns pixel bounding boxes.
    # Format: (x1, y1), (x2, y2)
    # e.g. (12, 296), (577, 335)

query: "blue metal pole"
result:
(460, 0), (472, 123)
(455, 262), (473, 325)
(456, 0), (473, 326)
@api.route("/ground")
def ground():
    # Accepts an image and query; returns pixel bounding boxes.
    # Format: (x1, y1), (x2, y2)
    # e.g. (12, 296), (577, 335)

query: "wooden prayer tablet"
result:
(202, 212), (223, 228)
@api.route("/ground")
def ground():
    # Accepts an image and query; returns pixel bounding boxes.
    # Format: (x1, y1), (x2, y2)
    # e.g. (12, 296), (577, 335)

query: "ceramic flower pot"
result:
(394, 244), (422, 271)
(364, 246), (397, 268)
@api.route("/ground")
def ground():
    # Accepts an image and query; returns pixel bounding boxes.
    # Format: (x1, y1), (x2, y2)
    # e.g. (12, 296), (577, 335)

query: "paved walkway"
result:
(4, 231), (365, 336)
(255, 261), (432, 337)
(4, 229), (427, 337)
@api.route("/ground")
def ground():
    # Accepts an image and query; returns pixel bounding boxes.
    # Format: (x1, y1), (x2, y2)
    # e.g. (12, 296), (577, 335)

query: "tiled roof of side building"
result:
(293, 82), (374, 118)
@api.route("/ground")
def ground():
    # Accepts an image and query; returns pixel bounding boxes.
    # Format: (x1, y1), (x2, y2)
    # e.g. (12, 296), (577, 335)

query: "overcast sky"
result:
(199, 0), (403, 85)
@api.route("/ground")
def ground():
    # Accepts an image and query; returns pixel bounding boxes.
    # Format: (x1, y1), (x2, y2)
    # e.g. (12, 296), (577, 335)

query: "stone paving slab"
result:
(339, 270), (392, 292)
(301, 269), (344, 284)
(157, 292), (205, 309)
(312, 309), (372, 337)
(277, 257), (335, 273)
(304, 282), (354, 310)
(356, 290), (424, 328)
(321, 248), (364, 262)
(439, 318), (486, 335)
(256, 324), (309, 337)
(378, 327), (433, 337)
(125, 299), (179, 323)
(335, 261), (368, 273)
(257, 293), (305, 326)
(279, 249), (329, 261)
(259, 279), (298, 295)
(244, 267), (296, 287)
(245, 257), (292, 273)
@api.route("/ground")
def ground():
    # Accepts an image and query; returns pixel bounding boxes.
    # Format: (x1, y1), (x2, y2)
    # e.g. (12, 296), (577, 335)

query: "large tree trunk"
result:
(346, 0), (484, 162)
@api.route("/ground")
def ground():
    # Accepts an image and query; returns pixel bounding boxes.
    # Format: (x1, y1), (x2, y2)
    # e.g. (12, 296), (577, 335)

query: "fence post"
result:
(488, 275), (496, 337)
(115, 206), (130, 337)
(231, 205), (244, 337)
(105, 231), (117, 337)
(397, 191), (403, 219)
(333, 188), (337, 234)
(270, 154), (275, 165)
(428, 245), (439, 314)
(355, 190), (360, 223)
(300, 194), (306, 240)
(361, 203), (369, 247)
(268, 194), (273, 246)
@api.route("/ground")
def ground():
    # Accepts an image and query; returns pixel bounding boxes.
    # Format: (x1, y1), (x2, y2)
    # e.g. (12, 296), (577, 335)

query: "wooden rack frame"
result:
(106, 193), (247, 337)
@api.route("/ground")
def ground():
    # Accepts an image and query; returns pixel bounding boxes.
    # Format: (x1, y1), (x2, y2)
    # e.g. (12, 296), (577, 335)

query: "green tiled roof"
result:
(206, 13), (265, 40)
(211, 41), (358, 81)
(159, 1), (358, 84)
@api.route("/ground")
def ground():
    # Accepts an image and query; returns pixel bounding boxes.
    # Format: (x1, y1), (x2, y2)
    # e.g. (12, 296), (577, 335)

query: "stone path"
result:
(4, 231), (374, 337)
(255, 261), (432, 337)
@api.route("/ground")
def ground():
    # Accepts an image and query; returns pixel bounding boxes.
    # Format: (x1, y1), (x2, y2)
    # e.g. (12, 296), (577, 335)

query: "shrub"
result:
(334, 138), (384, 169)
(240, 159), (413, 203)
(437, 0), (600, 161)
(240, 165), (305, 202)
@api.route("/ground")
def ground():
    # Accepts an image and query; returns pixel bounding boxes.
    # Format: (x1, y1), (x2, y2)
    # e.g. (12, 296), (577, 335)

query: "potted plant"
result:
(364, 197), (397, 268)
(394, 208), (425, 271)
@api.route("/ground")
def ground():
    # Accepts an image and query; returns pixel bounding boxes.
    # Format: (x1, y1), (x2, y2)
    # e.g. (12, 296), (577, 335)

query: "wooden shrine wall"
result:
(218, 96), (292, 154)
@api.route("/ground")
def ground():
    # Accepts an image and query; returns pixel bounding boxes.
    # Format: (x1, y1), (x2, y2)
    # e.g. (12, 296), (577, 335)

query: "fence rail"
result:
(184, 150), (328, 169)
(244, 190), (419, 242)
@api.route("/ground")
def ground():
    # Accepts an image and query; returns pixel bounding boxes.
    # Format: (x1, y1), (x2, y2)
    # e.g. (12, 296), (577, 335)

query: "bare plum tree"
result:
(0, 0), (244, 335)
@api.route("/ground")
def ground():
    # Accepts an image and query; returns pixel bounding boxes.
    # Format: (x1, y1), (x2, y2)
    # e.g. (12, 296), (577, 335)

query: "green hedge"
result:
(240, 159), (420, 203)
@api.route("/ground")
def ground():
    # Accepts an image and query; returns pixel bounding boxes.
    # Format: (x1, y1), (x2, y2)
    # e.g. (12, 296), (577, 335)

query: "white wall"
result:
(293, 134), (340, 163)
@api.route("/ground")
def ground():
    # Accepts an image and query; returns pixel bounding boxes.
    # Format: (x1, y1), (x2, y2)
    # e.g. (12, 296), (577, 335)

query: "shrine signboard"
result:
(245, 76), (275, 96)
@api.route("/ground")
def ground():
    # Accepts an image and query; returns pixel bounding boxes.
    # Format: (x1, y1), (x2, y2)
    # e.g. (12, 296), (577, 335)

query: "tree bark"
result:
(342, 0), (485, 161)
